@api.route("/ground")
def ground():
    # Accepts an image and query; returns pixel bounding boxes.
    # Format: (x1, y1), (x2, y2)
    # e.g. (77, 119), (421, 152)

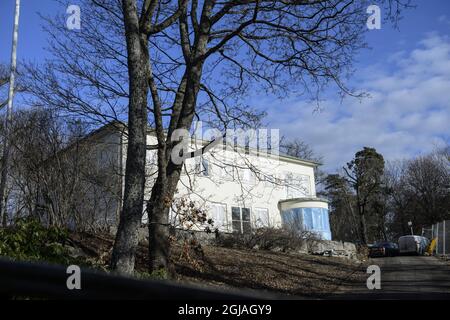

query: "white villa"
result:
(58, 122), (332, 240)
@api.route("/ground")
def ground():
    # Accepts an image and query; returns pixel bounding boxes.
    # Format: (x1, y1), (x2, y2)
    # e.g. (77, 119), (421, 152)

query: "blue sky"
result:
(1, 0), (450, 171)
(0, 0), (61, 63)
(260, 1), (450, 171)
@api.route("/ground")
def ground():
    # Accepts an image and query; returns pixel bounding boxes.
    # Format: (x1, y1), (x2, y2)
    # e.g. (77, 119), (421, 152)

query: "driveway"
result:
(328, 255), (450, 300)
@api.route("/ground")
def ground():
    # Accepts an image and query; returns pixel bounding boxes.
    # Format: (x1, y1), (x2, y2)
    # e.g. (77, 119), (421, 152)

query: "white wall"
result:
(136, 133), (318, 233)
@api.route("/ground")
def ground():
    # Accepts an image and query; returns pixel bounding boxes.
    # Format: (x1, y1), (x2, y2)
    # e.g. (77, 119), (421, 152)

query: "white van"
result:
(398, 235), (430, 255)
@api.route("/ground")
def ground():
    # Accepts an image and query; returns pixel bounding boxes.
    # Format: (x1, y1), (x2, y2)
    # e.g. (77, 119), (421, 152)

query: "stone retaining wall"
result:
(137, 227), (358, 260)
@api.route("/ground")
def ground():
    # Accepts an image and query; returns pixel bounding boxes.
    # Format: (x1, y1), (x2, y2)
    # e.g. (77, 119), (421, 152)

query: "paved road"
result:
(330, 255), (450, 300)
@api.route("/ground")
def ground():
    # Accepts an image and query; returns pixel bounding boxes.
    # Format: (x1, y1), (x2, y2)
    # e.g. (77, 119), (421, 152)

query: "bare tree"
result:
(26, 0), (412, 274)
(1, 109), (122, 232)
(0, 64), (10, 109)
(404, 153), (449, 225)
(384, 160), (411, 237)
(0, 0), (21, 227)
(121, 0), (411, 275)
(378, 149), (450, 239)
(280, 137), (322, 161)
(280, 136), (326, 187)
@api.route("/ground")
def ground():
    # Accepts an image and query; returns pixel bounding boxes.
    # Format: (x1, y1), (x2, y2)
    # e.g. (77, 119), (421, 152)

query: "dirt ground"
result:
(69, 232), (368, 298)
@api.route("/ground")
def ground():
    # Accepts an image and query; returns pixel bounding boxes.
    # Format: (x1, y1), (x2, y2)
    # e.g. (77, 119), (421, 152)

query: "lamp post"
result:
(0, 0), (21, 226)
(408, 221), (413, 236)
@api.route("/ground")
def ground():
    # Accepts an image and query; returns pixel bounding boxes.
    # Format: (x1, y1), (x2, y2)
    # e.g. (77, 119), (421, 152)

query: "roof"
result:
(277, 197), (329, 211)
(278, 152), (322, 167)
(82, 121), (322, 168)
(278, 197), (329, 205)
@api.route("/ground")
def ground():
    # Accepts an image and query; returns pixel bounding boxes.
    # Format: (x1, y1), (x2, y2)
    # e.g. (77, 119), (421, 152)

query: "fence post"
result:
(437, 223), (440, 255)
(444, 220), (446, 255)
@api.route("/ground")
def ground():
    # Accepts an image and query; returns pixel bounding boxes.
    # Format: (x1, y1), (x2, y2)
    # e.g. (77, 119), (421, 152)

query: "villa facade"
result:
(58, 122), (332, 240)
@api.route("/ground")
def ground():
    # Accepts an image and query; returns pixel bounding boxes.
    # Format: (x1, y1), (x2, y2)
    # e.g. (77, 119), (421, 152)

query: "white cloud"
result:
(265, 33), (450, 172)
(438, 15), (450, 26)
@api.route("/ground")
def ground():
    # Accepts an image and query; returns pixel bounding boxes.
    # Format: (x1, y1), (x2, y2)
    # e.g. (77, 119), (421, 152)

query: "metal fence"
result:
(430, 220), (450, 256)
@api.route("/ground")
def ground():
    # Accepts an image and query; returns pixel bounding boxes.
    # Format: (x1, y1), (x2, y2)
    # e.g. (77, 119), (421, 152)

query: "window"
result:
(285, 173), (310, 198)
(142, 205), (150, 224)
(232, 207), (251, 234)
(214, 163), (234, 181)
(168, 207), (176, 225)
(97, 149), (110, 169)
(282, 208), (302, 230)
(264, 174), (281, 188)
(311, 208), (330, 231)
(281, 207), (331, 240)
(195, 157), (209, 176)
(241, 169), (256, 185)
(314, 208), (324, 230)
(210, 203), (228, 231)
(302, 208), (314, 231)
(302, 208), (329, 231)
(253, 208), (269, 228)
(146, 151), (157, 165)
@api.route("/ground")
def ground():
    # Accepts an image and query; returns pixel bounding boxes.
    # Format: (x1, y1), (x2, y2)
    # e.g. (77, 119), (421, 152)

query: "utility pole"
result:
(0, 0), (21, 227)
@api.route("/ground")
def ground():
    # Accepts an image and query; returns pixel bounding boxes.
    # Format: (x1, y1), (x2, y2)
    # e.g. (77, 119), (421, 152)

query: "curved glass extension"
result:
(279, 198), (332, 241)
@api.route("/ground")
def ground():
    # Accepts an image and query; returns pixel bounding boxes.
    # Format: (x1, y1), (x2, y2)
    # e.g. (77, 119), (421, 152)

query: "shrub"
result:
(215, 227), (321, 253)
(134, 268), (169, 281)
(0, 217), (70, 264)
(168, 198), (216, 273)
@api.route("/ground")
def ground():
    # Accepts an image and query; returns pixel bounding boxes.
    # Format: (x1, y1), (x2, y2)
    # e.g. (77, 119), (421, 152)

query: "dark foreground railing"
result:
(0, 258), (279, 300)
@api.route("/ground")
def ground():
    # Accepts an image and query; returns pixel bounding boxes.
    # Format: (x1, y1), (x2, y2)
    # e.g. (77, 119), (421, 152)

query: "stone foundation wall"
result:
(308, 240), (357, 259)
(136, 227), (358, 259)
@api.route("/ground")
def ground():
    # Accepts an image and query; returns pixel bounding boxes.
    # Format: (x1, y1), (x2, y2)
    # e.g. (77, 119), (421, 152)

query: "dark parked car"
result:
(368, 241), (399, 257)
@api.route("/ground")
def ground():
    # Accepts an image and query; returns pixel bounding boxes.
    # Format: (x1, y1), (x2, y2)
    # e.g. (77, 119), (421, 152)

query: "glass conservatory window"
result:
(310, 208), (330, 231)
(302, 208), (314, 231)
(281, 207), (331, 240)
(281, 208), (302, 230)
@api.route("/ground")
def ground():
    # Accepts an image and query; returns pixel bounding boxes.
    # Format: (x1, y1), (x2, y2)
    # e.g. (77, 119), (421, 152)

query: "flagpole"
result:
(0, 0), (21, 226)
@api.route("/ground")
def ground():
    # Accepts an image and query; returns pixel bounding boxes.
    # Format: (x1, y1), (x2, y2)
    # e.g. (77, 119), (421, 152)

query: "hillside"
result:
(69, 232), (368, 298)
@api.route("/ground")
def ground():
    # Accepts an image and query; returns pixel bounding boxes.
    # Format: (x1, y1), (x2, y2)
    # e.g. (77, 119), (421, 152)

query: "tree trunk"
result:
(111, 0), (149, 275)
(146, 0), (211, 274)
(359, 213), (368, 245)
(147, 64), (204, 274)
(147, 176), (171, 274)
(1, 197), (7, 227)
(148, 146), (186, 272)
